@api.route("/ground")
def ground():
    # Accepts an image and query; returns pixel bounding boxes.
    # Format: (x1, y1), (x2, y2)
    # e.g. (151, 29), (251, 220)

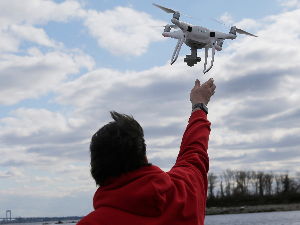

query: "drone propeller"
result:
(209, 18), (258, 37)
(152, 3), (202, 21)
(150, 24), (179, 29)
(223, 40), (240, 48)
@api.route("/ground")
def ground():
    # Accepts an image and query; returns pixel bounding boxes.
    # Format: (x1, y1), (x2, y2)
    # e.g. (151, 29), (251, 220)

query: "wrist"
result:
(191, 102), (208, 115)
(192, 101), (207, 106)
(191, 107), (202, 114)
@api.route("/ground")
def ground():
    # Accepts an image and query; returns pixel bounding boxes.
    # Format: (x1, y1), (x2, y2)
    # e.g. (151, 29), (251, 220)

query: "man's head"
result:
(90, 111), (152, 187)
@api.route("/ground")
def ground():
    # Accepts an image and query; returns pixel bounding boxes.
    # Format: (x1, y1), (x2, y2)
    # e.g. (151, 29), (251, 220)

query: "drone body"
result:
(152, 3), (258, 73)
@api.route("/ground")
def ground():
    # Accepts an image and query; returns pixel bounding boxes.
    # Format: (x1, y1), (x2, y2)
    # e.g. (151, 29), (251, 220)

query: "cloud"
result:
(0, 0), (85, 52)
(277, 0), (300, 8)
(220, 12), (234, 25)
(0, 1), (168, 107)
(2, 7), (300, 171)
(0, 184), (93, 198)
(0, 1), (96, 107)
(0, 48), (95, 105)
(0, 0), (85, 29)
(83, 6), (167, 56)
(0, 31), (19, 53)
(52, 6), (300, 176)
(0, 1), (95, 106)
(0, 167), (27, 179)
(10, 24), (59, 48)
(0, 0), (168, 58)
(1, 108), (72, 136)
(1, 193), (94, 217)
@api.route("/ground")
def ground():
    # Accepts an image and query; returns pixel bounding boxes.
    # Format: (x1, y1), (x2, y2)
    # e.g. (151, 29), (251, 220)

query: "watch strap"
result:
(192, 103), (208, 115)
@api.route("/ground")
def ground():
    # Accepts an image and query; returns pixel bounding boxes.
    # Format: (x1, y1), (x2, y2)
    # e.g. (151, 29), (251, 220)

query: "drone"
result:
(152, 3), (258, 73)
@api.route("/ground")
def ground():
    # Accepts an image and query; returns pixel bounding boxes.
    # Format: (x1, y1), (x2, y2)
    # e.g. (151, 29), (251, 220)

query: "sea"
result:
(204, 211), (300, 225)
(2, 211), (300, 225)
(0, 220), (79, 225)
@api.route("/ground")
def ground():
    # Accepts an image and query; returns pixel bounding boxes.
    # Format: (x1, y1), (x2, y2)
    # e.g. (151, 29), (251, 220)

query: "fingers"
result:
(206, 78), (214, 87)
(212, 83), (216, 91)
(210, 83), (216, 95)
(195, 78), (215, 94)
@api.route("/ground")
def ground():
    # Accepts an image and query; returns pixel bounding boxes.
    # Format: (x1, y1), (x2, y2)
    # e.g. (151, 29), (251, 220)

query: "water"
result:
(2, 211), (300, 225)
(204, 211), (300, 225)
(0, 220), (79, 225)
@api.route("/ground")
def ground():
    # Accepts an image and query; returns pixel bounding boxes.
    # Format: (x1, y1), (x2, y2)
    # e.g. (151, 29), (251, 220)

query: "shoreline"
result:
(205, 203), (300, 215)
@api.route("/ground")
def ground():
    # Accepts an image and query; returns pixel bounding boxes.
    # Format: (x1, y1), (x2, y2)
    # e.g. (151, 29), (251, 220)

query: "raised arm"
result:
(167, 78), (216, 221)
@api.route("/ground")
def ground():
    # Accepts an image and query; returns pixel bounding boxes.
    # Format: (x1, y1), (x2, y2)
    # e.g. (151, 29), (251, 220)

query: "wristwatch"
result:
(192, 103), (208, 115)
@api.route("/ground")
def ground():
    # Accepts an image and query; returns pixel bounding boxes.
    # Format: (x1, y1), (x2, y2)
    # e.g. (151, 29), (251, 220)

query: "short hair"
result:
(90, 111), (152, 186)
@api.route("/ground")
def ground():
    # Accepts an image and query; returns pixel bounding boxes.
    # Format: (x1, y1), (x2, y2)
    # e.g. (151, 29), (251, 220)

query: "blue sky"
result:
(1, 0), (300, 218)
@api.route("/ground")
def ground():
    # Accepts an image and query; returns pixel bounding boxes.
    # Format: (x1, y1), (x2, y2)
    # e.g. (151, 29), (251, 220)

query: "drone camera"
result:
(184, 48), (201, 67)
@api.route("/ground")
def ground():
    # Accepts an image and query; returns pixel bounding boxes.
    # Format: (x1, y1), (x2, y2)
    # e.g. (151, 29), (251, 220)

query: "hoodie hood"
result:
(93, 165), (172, 217)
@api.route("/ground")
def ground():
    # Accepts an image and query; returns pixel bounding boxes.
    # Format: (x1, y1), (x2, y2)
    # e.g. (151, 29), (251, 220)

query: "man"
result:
(77, 78), (216, 225)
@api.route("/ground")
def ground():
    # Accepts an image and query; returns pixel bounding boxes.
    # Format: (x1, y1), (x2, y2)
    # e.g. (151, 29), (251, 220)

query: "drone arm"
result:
(171, 37), (185, 65)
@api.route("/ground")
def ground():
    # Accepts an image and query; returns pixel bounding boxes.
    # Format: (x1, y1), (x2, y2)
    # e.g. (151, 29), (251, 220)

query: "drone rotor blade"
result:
(224, 40), (240, 48)
(149, 25), (179, 29)
(236, 28), (258, 37)
(152, 3), (175, 13)
(209, 18), (231, 27)
(153, 3), (201, 21)
(210, 18), (258, 37)
(181, 13), (201, 21)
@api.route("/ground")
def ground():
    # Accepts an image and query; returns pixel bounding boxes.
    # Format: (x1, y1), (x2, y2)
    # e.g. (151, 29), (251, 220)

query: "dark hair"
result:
(90, 111), (152, 186)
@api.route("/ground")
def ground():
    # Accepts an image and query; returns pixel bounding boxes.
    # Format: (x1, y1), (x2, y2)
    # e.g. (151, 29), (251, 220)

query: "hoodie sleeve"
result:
(167, 109), (211, 213)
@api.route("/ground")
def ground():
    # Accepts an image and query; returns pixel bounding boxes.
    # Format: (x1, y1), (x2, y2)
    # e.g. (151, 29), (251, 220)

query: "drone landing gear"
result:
(203, 40), (216, 74)
(184, 48), (201, 67)
(171, 37), (185, 65)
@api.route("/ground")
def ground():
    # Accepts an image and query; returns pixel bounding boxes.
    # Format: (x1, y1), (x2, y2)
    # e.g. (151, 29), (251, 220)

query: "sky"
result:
(0, 0), (300, 218)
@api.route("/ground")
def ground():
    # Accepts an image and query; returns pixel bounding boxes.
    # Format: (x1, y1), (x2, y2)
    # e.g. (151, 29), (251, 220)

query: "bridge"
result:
(0, 210), (84, 223)
(0, 210), (13, 222)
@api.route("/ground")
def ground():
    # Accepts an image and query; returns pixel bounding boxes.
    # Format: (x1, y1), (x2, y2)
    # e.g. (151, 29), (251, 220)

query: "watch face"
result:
(200, 103), (208, 114)
(192, 103), (207, 114)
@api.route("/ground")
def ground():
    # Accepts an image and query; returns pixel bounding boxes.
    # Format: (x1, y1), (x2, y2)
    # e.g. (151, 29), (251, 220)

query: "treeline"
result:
(207, 169), (300, 207)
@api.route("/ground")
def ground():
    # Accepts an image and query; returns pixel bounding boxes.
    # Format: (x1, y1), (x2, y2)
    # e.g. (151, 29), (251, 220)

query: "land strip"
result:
(205, 203), (300, 215)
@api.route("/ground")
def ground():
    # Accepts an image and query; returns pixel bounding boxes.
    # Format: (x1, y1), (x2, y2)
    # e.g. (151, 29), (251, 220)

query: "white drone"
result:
(152, 3), (258, 73)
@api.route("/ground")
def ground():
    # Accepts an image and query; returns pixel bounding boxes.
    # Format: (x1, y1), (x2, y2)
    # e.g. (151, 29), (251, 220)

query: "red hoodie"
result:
(77, 110), (211, 225)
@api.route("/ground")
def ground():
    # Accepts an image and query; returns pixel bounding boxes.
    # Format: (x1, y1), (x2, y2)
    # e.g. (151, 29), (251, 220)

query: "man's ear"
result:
(145, 156), (148, 164)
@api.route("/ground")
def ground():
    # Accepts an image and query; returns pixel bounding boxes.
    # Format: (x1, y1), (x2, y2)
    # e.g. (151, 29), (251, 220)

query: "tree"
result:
(246, 171), (252, 196)
(223, 169), (234, 197)
(208, 172), (218, 199)
(234, 170), (247, 196)
(251, 171), (258, 195)
(275, 174), (282, 195)
(257, 171), (265, 197)
(296, 172), (300, 193)
(264, 172), (274, 196)
(283, 173), (290, 194)
(219, 174), (224, 198)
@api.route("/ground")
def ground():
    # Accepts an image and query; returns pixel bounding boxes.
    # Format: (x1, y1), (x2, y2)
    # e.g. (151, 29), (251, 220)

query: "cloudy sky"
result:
(1, 0), (300, 218)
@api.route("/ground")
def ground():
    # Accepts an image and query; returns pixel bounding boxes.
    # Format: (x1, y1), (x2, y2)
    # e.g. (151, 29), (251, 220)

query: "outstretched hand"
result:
(190, 78), (216, 106)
